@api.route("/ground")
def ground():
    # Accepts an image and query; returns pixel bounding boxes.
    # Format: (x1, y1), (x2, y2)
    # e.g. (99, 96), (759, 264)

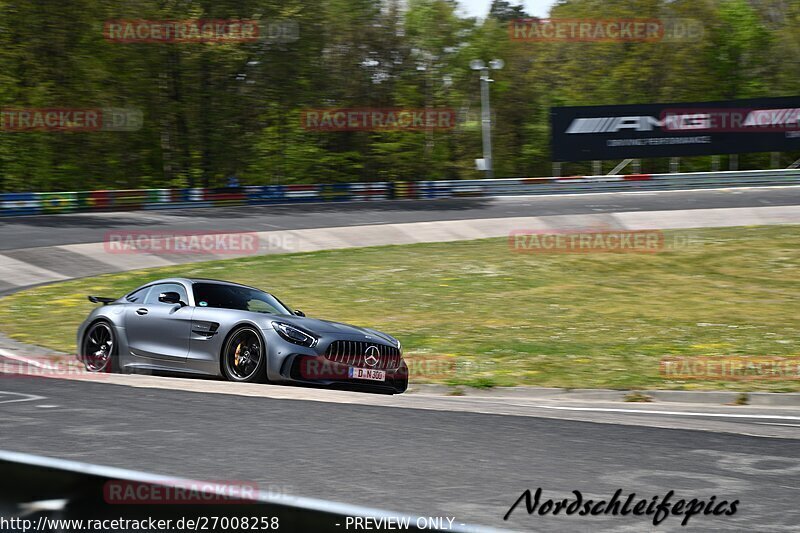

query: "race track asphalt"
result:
(2, 186), (799, 250)
(1, 186), (799, 531)
(0, 376), (798, 531)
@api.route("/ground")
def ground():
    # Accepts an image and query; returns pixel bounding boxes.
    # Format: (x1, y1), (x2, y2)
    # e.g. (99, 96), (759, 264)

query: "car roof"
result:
(189, 278), (265, 292)
(137, 278), (264, 292)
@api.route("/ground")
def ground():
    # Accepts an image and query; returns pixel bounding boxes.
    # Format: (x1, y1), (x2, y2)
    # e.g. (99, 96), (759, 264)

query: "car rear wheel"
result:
(82, 321), (119, 373)
(222, 327), (266, 383)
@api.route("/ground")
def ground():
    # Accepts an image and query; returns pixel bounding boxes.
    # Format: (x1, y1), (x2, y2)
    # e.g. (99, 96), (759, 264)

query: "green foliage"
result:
(0, 0), (798, 191)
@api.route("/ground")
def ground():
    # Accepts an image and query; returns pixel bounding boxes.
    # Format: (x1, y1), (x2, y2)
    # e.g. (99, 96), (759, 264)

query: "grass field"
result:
(0, 225), (798, 391)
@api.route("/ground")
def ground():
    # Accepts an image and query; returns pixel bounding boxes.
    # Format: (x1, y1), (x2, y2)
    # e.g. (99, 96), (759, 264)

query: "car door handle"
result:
(136, 308), (148, 315)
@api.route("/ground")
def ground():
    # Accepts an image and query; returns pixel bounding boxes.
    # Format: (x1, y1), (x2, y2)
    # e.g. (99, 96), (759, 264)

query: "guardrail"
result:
(1, 168), (798, 217)
(0, 450), (498, 532)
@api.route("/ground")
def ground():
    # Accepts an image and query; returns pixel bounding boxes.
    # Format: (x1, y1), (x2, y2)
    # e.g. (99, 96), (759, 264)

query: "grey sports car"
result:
(77, 278), (408, 393)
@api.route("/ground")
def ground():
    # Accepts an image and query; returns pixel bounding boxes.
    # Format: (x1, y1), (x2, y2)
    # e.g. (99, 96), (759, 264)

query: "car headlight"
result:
(272, 322), (317, 347)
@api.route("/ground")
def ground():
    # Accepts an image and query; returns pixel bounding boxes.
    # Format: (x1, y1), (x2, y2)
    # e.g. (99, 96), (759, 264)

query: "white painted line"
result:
(0, 348), (58, 369)
(0, 391), (46, 404)
(531, 404), (800, 421)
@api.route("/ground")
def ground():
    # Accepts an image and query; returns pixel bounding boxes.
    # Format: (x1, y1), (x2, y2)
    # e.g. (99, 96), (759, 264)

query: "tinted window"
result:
(192, 283), (290, 315)
(144, 283), (188, 305)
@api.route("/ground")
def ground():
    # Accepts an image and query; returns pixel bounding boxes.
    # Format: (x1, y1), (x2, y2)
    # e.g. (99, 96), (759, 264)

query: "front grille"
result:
(325, 340), (401, 370)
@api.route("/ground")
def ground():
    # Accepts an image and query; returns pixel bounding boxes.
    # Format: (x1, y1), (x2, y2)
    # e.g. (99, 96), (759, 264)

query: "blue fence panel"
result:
(246, 185), (286, 205)
(0, 192), (42, 216)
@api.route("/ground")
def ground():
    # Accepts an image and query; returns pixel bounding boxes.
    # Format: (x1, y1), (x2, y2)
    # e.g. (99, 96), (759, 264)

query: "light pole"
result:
(470, 59), (503, 179)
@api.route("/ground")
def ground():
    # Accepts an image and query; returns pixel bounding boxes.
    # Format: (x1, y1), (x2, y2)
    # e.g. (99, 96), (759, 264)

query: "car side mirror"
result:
(294, 309), (305, 317)
(159, 292), (185, 306)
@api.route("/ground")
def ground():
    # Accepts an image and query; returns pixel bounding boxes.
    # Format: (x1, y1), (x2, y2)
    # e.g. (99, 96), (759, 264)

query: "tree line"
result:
(0, 0), (797, 192)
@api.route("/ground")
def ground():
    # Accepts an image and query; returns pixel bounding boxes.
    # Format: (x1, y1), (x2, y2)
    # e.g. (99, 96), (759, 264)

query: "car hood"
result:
(272, 316), (396, 343)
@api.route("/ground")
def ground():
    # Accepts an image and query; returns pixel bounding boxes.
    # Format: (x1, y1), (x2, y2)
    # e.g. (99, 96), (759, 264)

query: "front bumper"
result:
(286, 355), (408, 394)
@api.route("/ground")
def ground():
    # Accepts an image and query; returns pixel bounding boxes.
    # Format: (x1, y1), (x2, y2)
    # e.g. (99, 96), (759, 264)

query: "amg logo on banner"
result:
(551, 96), (800, 161)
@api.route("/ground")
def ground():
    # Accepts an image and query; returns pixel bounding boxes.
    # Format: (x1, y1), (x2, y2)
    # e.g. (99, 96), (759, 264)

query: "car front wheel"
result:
(221, 326), (266, 383)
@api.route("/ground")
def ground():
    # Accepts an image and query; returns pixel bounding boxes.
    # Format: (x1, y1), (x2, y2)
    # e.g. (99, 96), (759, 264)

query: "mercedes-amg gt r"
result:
(77, 278), (408, 393)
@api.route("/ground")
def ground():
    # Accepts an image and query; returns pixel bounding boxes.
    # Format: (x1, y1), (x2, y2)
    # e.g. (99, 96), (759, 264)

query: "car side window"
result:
(126, 286), (150, 303)
(247, 298), (283, 314)
(144, 283), (188, 305)
(193, 283), (242, 310)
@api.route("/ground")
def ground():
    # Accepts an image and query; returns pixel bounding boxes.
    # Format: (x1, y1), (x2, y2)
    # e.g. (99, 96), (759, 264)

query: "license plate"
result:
(348, 367), (386, 381)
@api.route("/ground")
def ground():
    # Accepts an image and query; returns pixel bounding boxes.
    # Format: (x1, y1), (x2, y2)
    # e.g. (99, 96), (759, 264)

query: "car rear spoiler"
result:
(88, 296), (116, 305)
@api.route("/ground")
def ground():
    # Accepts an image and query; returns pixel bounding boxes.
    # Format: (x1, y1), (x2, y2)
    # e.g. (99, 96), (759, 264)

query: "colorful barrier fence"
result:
(1, 169), (799, 217)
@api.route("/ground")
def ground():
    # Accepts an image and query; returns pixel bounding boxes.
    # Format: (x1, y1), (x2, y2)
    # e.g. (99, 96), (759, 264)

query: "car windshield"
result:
(192, 283), (292, 315)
